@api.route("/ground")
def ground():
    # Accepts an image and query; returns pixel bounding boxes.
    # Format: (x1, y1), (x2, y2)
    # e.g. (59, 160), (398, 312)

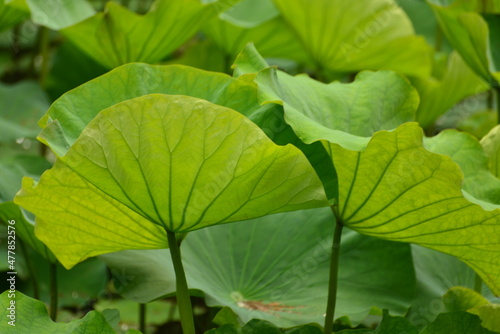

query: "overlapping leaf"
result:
(273, 0), (431, 76)
(15, 94), (328, 269)
(0, 0), (29, 32)
(427, 0), (500, 83)
(26, 0), (95, 30)
(412, 51), (489, 129)
(102, 208), (416, 327)
(61, 0), (215, 68)
(239, 48), (500, 295)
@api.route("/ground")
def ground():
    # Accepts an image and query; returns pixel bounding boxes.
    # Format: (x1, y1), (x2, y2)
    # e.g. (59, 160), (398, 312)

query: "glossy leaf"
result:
(16, 94), (328, 269)
(412, 51), (489, 129)
(102, 208), (416, 327)
(273, 0), (432, 76)
(0, 291), (115, 333)
(61, 0), (215, 68)
(0, 81), (50, 143)
(481, 125), (500, 177)
(38, 63), (271, 156)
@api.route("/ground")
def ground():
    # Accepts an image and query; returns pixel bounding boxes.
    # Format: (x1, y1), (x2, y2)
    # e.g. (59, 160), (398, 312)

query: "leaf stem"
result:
(166, 230), (196, 334)
(324, 206), (343, 334)
(139, 303), (146, 333)
(493, 83), (500, 125)
(49, 263), (58, 321)
(19, 241), (39, 299)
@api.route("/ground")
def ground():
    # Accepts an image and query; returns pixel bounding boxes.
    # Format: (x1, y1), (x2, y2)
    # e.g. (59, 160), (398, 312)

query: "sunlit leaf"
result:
(61, 0), (215, 68)
(16, 94), (328, 269)
(102, 208), (416, 327)
(273, 0), (432, 76)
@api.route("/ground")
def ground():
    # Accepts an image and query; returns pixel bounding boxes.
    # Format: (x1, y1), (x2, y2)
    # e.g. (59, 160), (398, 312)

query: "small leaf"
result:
(241, 319), (281, 334)
(469, 304), (500, 332)
(0, 290), (115, 333)
(372, 310), (418, 334)
(16, 94), (328, 268)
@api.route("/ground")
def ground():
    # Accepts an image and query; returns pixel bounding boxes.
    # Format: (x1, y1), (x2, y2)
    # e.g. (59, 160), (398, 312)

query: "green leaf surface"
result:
(103, 208), (416, 327)
(0, 290), (115, 333)
(0, 80), (50, 143)
(273, 0), (432, 76)
(408, 245), (500, 328)
(481, 125), (500, 177)
(424, 129), (500, 205)
(372, 310), (418, 334)
(327, 122), (500, 295)
(0, 155), (55, 261)
(39, 63), (271, 157)
(420, 311), (497, 334)
(0, 0), (29, 32)
(61, 0), (215, 68)
(254, 66), (419, 148)
(16, 94), (328, 268)
(203, 15), (310, 63)
(443, 287), (490, 312)
(219, 0), (279, 28)
(458, 110), (497, 139)
(427, 0), (499, 82)
(469, 304), (500, 332)
(412, 51), (489, 129)
(26, 0), (95, 30)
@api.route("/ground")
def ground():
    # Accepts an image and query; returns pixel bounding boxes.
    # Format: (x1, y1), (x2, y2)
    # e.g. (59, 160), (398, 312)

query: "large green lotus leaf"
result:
(427, 0), (499, 82)
(15, 94), (328, 269)
(327, 122), (500, 295)
(424, 129), (500, 205)
(203, 15), (311, 63)
(412, 51), (490, 129)
(273, 0), (432, 77)
(254, 66), (419, 148)
(0, 80), (50, 143)
(61, 0), (215, 69)
(38, 63), (272, 157)
(0, 290), (115, 333)
(26, 0), (95, 30)
(481, 125), (500, 177)
(102, 208), (416, 327)
(0, 0), (29, 32)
